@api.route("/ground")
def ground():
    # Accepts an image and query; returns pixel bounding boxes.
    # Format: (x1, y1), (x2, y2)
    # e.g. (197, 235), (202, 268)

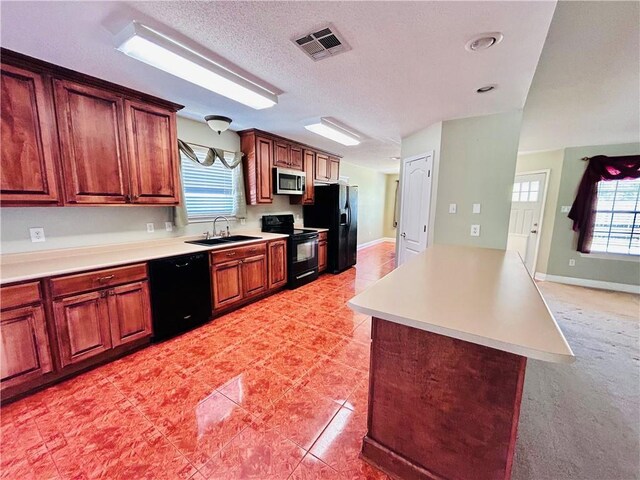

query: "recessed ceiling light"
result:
(476, 85), (497, 93)
(305, 118), (361, 146)
(465, 32), (504, 52)
(115, 22), (278, 110)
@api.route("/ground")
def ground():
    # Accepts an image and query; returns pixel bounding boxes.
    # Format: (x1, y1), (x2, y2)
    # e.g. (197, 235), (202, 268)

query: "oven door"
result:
(275, 168), (305, 195)
(289, 234), (319, 287)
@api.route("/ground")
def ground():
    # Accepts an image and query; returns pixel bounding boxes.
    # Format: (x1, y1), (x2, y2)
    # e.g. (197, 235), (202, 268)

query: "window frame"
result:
(179, 143), (237, 223)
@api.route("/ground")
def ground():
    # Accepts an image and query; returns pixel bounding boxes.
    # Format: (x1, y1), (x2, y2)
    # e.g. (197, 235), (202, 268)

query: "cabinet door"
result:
(315, 154), (329, 181)
(268, 240), (288, 290)
(1, 63), (60, 205)
(329, 157), (340, 183)
(302, 150), (315, 204)
(241, 254), (268, 298)
(108, 281), (152, 347)
(289, 145), (303, 171)
(1, 305), (53, 391)
(53, 290), (112, 367)
(212, 260), (244, 310)
(274, 141), (290, 168)
(256, 136), (273, 204)
(318, 240), (328, 273)
(124, 100), (180, 204)
(54, 79), (129, 204)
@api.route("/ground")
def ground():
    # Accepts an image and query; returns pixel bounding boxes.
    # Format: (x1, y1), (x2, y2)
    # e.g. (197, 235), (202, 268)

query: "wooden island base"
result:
(362, 317), (527, 480)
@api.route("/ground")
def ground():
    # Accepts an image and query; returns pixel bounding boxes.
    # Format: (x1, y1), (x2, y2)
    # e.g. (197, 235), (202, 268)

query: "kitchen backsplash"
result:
(0, 195), (302, 254)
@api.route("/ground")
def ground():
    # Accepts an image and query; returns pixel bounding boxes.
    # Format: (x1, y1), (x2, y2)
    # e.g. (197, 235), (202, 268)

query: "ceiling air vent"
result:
(293, 25), (351, 61)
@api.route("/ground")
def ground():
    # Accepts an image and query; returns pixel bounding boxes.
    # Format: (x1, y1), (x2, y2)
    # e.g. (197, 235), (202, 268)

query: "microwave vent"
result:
(293, 25), (351, 61)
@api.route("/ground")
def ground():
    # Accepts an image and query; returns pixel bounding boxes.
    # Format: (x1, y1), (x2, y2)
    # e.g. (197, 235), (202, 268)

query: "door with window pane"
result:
(507, 172), (546, 274)
(592, 178), (640, 255)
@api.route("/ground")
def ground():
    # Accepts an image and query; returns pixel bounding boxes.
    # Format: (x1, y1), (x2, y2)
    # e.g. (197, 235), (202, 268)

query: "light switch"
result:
(561, 206), (571, 213)
(569, 259), (575, 266)
(470, 225), (480, 237)
(473, 203), (481, 214)
(165, 222), (173, 232)
(146, 223), (155, 233)
(449, 203), (457, 214)
(29, 227), (46, 243)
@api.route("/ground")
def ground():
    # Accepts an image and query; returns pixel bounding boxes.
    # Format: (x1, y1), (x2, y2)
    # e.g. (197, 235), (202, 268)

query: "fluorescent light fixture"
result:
(304, 118), (361, 146)
(115, 22), (277, 110)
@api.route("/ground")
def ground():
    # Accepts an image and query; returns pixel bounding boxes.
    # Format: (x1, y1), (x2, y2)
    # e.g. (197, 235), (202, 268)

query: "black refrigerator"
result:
(304, 184), (358, 273)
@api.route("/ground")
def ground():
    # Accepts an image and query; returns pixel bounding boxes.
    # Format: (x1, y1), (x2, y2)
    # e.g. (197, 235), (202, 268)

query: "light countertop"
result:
(0, 232), (288, 285)
(348, 245), (575, 364)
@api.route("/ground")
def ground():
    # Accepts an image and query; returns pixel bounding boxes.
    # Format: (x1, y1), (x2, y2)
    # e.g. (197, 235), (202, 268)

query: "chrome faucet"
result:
(213, 216), (231, 238)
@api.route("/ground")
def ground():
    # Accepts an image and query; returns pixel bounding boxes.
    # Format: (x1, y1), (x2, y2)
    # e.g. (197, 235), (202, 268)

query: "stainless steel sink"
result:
(185, 235), (262, 247)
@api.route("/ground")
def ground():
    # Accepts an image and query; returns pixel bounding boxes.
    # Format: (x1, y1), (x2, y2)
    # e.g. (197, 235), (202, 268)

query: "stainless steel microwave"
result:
(274, 168), (305, 195)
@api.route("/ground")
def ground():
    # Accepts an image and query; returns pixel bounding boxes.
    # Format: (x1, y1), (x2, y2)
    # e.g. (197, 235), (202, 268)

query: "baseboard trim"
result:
(357, 238), (395, 250)
(535, 273), (640, 294)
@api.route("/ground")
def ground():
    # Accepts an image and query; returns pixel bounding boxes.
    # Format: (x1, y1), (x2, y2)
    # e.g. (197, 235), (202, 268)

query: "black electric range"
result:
(262, 214), (319, 288)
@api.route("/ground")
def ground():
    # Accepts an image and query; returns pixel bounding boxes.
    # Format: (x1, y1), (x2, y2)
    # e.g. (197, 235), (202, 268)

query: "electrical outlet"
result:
(165, 222), (173, 232)
(240, 218), (246, 225)
(569, 259), (576, 266)
(561, 206), (571, 213)
(146, 223), (155, 233)
(29, 227), (46, 243)
(473, 203), (481, 214)
(470, 225), (480, 237)
(449, 203), (457, 214)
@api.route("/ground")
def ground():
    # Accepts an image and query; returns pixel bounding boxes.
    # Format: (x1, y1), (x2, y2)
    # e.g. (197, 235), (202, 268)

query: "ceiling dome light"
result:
(205, 115), (232, 134)
(476, 85), (496, 93)
(465, 32), (504, 52)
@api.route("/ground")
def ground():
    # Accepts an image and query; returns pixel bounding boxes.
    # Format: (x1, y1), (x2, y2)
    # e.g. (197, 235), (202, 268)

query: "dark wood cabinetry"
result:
(241, 255), (268, 299)
(318, 231), (328, 273)
(267, 239), (288, 289)
(211, 260), (244, 310)
(50, 264), (152, 368)
(0, 282), (53, 393)
(239, 129), (341, 205)
(0, 63), (61, 205)
(0, 49), (183, 207)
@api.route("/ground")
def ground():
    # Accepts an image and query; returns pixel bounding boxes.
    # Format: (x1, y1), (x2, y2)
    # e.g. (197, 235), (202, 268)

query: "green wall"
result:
(434, 111), (523, 249)
(383, 174), (399, 239)
(546, 143), (640, 285)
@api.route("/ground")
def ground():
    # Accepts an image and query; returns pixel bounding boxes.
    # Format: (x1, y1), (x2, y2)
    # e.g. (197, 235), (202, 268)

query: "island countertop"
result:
(348, 244), (575, 363)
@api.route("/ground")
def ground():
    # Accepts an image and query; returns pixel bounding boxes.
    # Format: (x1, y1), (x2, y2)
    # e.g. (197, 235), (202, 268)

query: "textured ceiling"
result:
(519, 1), (640, 152)
(1, 1), (556, 172)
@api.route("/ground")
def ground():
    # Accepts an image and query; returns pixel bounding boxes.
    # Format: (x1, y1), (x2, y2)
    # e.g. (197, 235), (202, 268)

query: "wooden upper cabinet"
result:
(108, 280), (152, 347)
(268, 240), (287, 290)
(241, 254), (268, 299)
(124, 100), (180, 205)
(315, 154), (329, 181)
(241, 132), (273, 205)
(290, 149), (315, 205)
(1, 304), (53, 392)
(1, 63), (60, 205)
(289, 145), (303, 171)
(274, 141), (290, 168)
(52, 290), (112, 368)
(329, 157), (340, 183)
(54, 79), (129, 204)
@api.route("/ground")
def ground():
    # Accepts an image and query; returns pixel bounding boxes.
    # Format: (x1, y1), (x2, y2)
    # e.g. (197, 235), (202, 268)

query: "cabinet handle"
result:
(98, 275), (115, 283)
(249, 248), (257, 253)
(226, 252), (237, 257)
(99, 290), (107, 298)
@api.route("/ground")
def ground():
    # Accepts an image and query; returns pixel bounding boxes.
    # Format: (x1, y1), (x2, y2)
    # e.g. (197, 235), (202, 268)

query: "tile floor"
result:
(1, 242), (397, 480)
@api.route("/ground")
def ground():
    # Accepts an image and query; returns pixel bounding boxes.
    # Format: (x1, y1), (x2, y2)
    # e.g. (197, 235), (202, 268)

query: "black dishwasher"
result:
(148, 253), (211, 341)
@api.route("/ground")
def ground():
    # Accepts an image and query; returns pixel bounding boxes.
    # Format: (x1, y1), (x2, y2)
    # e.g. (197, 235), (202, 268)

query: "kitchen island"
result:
(348, 245), (574, 480)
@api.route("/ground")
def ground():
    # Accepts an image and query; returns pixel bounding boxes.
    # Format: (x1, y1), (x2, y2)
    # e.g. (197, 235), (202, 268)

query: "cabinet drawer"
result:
(211, 243), (267, 265)
(318, 231), (328, 241)
(1, 282), (42, 310)
(49, 263), (147, 298)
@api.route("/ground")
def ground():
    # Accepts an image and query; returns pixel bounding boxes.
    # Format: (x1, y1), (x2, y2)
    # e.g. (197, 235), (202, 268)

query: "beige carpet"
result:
(513, 282), (640, 480)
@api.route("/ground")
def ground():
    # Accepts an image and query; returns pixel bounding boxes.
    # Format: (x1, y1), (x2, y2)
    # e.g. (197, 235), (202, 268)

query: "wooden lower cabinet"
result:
(0, 304), (53, 391)
(108, 281), (152, 347)
(53, 290), (112, 367)
(318, 240), (328, 273)
(242, 254), (268, 298)
(211, 260), (244, 310)
(268, 240), (288, 289)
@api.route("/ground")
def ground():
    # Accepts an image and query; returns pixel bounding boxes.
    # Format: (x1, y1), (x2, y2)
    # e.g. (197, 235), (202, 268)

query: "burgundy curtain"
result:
(568, 154), (640, 253)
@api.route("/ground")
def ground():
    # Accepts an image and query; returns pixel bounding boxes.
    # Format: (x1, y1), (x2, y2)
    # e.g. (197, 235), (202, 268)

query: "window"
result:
(512, 181), (540, 202)
(591, 178), (640, 255)
(180, 144), (234, 220)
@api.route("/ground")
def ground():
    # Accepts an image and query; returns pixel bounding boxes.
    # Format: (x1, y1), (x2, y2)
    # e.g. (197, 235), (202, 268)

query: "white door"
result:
(507, 172), (547, 274)
(398, 153), (433, 266)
